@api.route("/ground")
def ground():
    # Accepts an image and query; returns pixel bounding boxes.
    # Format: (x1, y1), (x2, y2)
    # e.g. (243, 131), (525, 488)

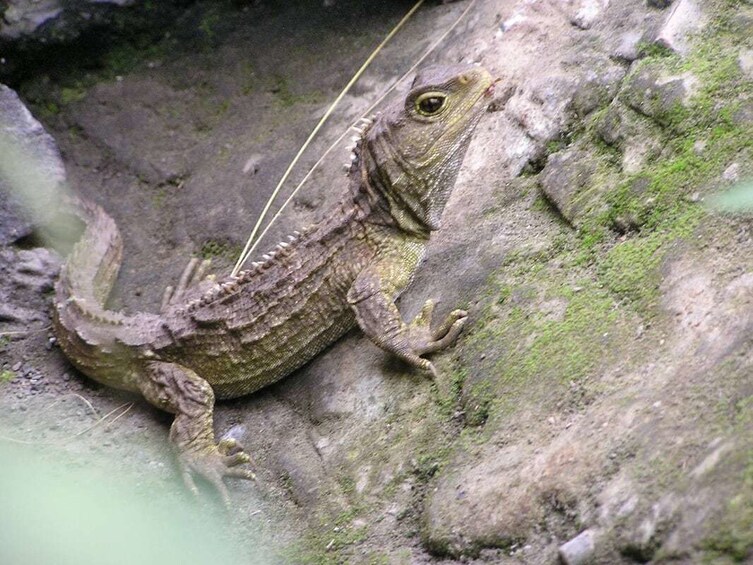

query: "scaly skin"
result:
(52, 65), (495, 502)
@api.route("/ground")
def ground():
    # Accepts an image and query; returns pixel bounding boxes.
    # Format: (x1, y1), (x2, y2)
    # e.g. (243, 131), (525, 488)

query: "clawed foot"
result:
(161, 257), (214, 313)
(178, 438), (256, 506)
(405, 299), (467, 378)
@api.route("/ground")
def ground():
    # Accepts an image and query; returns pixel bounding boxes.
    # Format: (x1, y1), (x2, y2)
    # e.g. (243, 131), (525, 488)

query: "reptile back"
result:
(156, 206), (403, 398)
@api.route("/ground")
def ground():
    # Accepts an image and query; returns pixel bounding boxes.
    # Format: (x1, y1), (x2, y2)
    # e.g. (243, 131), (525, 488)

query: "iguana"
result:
(53, 64), (495, 502)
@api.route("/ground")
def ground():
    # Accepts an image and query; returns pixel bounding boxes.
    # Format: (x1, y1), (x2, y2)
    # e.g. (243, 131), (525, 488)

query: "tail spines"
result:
(55, 194), (124, 325)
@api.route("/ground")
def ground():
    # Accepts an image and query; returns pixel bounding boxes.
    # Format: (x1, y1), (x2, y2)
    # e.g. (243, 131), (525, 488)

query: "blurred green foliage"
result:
(707, 182), (753, 212)
(0, 443), (271, 565)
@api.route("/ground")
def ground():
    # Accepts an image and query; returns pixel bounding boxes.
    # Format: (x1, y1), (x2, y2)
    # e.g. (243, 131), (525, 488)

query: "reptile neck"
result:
(348, 146), (431, 239)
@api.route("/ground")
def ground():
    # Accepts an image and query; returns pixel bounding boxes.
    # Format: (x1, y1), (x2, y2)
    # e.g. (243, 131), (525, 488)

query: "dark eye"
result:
(415, 92), (447, 116)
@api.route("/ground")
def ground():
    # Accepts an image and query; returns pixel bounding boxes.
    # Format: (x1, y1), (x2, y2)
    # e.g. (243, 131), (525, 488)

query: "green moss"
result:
(412, 452), (443, 482)
(702, 465), (753, 561)
(103, 42), (156, 76)
(463, 379), (493, 426)
(199, 240), (240, 262)
(565, 2), (751, 314)
(151, 186), (168, 208)
(199, 10), (221, 45)
(636, 41), (675, 60)
(0, 370), (15, 383)
(464, 250), (633, 423)
(271, 75), (303, 107)
(702, 397), (753, 561)
(286, 506), (370, 565)
(598, 232), (664, 309)
(365, 552), (391, 565)
(59, 85), (87, 105)
(510, 287), (617, 380)
(240, 62), (256, 96)
(431, 365), (466, 418)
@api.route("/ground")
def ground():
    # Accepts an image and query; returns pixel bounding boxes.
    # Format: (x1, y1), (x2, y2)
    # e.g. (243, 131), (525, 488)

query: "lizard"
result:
(52, 64), (495, 503)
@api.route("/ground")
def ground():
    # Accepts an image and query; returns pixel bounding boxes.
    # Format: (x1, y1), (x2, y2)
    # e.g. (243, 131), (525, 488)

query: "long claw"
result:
(412, 299), (436, 328)
(191, 259), (212, 288)
(161, 285), (175, 313)
(182, 467), (200, 497)
(225, 468), (257, 481)
(424, 360), (438, 379)
(211, 476), (231, 508)
(223, 452), (251, 467)
(178, 446), (256, 505)
(431, 309), (467, 340)
(218, 437), (241, 455)
(177, 258), (200, 295)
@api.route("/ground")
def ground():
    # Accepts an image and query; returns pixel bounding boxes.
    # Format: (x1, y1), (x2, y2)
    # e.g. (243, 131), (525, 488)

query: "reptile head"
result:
(359, 64), (495, 232)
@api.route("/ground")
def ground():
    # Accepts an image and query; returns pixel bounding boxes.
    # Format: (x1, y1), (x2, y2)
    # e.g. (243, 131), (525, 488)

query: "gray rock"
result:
(0, 0), (136, 41)
(559, 529), (596, 565)
(0, 180), (33, 245)
(722, 163), (740, 183)
(611, 30), (646, 62)
(655, 0), (706, 55)
(620, 64), (697, 125)
(596, 102), (664, 173)
(740, 49), (753, 80)
(619, 495), (679, 562)
(0, 83), (66, 244)
(539, 147), (599, 226)
(71, 78), (198, 186)
(505, 75), (581, 143)
(571, 65), (627, 118)
(0, 245), (61, 328)
(733, 102), (753, 127)
(569, 0), (608, 30)
(728, 6), (753, 34)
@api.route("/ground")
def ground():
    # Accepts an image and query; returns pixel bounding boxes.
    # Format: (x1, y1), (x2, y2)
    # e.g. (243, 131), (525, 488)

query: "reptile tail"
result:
(55, 194), (123, 316)
(52, 194), (139, 390)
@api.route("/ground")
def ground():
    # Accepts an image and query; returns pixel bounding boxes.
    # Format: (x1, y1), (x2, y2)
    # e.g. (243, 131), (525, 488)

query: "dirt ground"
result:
(2, 0), (753, 563)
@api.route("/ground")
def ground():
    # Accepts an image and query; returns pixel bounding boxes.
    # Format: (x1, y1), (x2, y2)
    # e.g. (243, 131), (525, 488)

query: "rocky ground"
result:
(1, 0), (753, 563)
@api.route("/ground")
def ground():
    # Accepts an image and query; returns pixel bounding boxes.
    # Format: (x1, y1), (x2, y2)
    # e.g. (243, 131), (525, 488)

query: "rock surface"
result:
(0, 83), (66, 243)
(2, 0), (136, 40)
(655, 0), (706, 55)
(1, 0), (753, 563)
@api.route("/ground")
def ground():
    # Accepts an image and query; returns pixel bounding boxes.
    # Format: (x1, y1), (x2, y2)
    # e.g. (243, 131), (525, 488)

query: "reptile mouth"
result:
(484, 78), (500, 98)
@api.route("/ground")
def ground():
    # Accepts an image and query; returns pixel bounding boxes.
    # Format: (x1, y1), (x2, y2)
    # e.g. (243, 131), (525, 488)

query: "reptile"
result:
(53, 64), (495, 502)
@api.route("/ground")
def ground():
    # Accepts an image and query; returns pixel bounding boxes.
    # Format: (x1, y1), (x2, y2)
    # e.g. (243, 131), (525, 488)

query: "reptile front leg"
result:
(347, 257), (467, 377)
(139, 361), (255, 504)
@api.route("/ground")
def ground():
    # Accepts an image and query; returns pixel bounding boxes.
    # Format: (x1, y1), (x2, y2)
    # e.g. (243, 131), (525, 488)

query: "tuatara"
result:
(53, 64), (495, 502)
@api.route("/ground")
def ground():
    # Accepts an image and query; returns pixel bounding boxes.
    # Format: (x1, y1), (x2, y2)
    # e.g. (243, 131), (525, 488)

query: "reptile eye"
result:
(415, 92), (447, 116)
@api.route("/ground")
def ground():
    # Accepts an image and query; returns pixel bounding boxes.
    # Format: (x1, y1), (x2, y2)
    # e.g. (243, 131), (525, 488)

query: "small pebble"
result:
(723, 162), (740, 182)
(11, 362), (22, 372)
(559, 529), (596, 565)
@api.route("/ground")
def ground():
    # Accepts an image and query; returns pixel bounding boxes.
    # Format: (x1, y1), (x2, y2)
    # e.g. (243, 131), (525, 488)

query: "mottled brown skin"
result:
(53, 65), (494, 502)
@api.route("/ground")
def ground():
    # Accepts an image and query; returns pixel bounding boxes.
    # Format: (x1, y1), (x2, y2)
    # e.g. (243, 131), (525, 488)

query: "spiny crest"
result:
(180, 226), (313, 314)
(343, 114), (377, 175)
(65, 296), (125, 326)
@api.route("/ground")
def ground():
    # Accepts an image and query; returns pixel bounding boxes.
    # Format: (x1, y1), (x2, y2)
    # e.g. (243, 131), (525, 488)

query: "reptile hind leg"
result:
(140, 361), (255, 505)
(160, 258), (213, 313)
